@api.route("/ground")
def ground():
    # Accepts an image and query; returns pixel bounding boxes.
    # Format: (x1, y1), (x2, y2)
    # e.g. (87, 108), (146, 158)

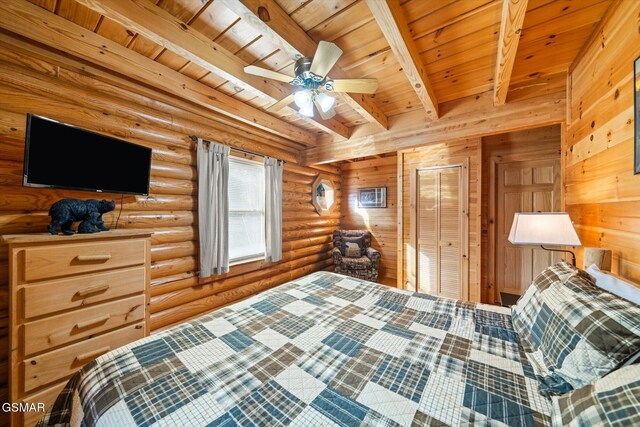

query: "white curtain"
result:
(197, 138), (230, 277)
(264, 157), (283, 262)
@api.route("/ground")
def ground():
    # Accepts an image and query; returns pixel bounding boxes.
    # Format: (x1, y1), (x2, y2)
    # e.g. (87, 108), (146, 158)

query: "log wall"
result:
(340, 156), (398, 286)
(0, 35), (340, 409)
(565, 0), (640, 281)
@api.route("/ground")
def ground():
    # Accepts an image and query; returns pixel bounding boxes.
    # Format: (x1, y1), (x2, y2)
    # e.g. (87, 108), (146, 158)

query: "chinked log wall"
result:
(0, 35), (341, 406)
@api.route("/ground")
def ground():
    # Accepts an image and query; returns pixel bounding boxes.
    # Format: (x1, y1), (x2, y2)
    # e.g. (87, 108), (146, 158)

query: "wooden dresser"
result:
(1, 230), (152, 427)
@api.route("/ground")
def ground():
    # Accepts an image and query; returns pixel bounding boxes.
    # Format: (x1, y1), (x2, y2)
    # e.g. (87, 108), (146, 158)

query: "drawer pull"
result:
(75, 284), (110, 297)
(75, 346), (110, 363)
(76, 254), (112, 262)
(75, 314), (111, 330)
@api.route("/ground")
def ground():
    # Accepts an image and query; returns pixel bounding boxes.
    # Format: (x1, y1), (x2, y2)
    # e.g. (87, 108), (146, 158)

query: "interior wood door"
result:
(495, 159), (561, 296)
(413, 164), (468, 299)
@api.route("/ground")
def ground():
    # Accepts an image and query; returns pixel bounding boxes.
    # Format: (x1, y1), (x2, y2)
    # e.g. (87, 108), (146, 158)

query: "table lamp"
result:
(508, 212), (582, 266)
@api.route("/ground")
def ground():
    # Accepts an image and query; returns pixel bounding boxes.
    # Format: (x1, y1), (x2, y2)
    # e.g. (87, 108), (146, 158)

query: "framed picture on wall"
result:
(635, 54), (640, 174)
(358, 187), (387, 208)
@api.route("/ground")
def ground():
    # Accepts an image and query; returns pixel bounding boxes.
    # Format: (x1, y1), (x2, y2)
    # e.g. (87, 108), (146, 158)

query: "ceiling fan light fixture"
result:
(299, 105), (314, 117)
(316, 93), (336, 113)
(244, 41), (378, 119)
(294, 89), (313, 109)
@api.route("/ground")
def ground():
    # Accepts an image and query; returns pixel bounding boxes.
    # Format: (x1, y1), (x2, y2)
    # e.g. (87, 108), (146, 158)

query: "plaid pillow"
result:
(551, 364), (640, 426)
(512, 261), (640, 395)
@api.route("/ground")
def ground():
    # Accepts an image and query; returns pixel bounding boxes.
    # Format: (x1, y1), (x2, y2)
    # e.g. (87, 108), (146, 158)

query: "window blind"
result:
(228, 157), (265, 262)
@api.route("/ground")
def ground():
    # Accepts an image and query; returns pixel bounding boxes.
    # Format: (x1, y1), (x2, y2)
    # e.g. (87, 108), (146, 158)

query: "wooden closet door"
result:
(414, 165), (468, 299)
(496, 159), (561, 296)
(416, 169), (438, 295)
(439, 168), (463, 300)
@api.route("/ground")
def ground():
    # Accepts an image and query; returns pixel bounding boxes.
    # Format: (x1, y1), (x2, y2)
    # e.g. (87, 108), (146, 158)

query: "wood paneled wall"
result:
(0, 35), (340, 408)
(565, 0), (640, 281)
(481, 126), (562, 303)
(340, 156), (397, 286)
(399, 139), (482, 302)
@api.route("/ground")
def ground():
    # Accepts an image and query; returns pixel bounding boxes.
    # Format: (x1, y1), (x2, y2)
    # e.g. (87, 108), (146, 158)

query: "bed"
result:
(38, 271), (553, 426)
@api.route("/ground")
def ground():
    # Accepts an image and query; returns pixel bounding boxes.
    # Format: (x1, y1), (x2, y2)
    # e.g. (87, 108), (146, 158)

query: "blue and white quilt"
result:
(39, 272), (552, 426)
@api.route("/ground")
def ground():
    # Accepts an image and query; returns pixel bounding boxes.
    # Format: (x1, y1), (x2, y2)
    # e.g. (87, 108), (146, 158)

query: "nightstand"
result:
(499, 292), (520, 307)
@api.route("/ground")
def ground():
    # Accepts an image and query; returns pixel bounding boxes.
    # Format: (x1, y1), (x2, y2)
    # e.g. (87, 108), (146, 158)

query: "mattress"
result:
(38, 272), (552, 426)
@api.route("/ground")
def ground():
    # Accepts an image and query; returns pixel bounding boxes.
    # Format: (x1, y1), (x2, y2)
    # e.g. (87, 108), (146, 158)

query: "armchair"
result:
(331, 230), (380, 282)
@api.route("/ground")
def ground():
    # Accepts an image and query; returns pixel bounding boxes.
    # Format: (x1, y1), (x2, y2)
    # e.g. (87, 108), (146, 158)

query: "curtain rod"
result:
(189, 135), (284, 162)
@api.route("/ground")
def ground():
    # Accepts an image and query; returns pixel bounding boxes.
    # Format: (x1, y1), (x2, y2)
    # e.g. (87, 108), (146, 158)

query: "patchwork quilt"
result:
(39, 272), (552, 427)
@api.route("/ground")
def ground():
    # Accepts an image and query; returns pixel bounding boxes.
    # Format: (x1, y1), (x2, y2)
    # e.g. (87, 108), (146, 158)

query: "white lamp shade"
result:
(508, 212), (581, 246)
(316, 93), (335, 113)
(294, 90), (312, 109)
(299, 105), (314, 117)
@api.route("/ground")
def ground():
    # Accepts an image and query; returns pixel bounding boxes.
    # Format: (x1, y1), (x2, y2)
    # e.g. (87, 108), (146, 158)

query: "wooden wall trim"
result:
(396, 153), (404, 288)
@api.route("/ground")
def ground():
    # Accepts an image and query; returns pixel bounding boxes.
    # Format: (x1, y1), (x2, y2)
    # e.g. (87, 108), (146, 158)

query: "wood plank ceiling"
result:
(23, 0), (611, 145)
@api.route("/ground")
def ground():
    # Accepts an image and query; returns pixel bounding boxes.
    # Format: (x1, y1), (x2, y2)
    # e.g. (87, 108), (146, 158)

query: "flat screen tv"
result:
(23, 114), (152, 196)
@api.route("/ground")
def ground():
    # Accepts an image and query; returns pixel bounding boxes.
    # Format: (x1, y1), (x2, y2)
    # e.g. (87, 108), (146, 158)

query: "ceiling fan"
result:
(244, 41), (378, 120)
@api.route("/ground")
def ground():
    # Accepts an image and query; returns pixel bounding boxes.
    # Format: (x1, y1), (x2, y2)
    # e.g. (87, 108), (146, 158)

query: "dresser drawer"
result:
(23, 239), (146, 282)
(20, 382), (65, 427)
(24, 295), (145, 356)
(24, 323), (144, 394)
(23, 266), (146, 319)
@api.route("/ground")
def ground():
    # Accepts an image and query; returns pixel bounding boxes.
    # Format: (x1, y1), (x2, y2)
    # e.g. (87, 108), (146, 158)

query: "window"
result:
(228, 156), (265, 263)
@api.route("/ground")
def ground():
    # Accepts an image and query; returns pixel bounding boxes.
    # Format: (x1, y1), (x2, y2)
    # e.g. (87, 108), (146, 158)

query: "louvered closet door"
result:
(439, 168), (462, 299)
(415, 165), (467, 299)
(417, 169), (438, 295)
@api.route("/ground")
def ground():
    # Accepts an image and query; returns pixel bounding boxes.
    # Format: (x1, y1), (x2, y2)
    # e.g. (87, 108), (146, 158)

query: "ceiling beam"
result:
(0, 0), (318, 145)
(365, 0), (439, 120)
(303, 88), (565, 164)
(493, 0), (529, 106)
(218, 0), (389, 132)
(74, 0), (349, 141)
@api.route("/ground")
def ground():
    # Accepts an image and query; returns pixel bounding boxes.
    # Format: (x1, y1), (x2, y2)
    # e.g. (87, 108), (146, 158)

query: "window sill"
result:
(229, 254), (265, 267)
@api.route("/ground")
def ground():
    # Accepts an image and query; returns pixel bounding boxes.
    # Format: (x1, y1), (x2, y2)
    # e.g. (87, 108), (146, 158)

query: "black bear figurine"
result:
(48, 198), (116, 235)
(77, 212), (105, 234)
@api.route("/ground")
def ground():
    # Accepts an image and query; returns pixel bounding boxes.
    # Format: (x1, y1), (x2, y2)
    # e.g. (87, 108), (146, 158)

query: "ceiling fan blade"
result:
(330, 78), (379, 94)
(267, 94), (295, 112)
(244, 65), (294, 83)
(310, 41), (343, 78)
(314, 100), (337, 120)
